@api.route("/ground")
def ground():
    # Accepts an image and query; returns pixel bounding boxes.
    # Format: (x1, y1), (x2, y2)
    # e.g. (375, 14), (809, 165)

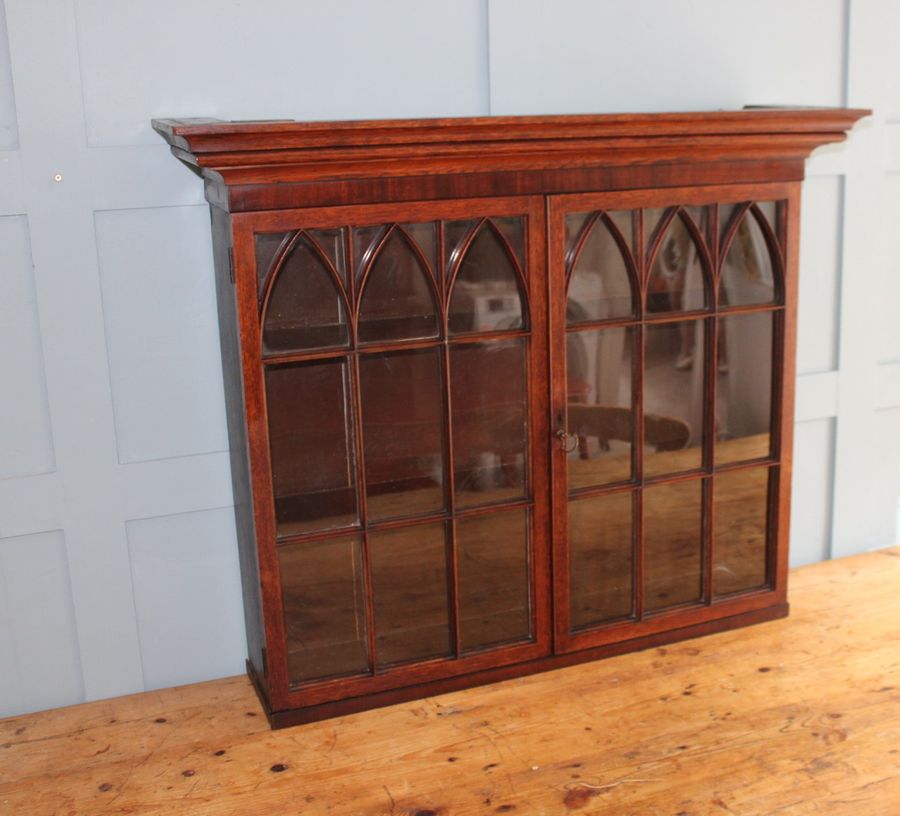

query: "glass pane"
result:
(568, 212), (633, 258)
(567, 327), (634, 488)
(493, 216), (526, 270)
(567, 217), (634, 323)
(370, 522), (452, 667)
(606, 210), (633, 252)
(444, 219), (476, 268)
(263, 237), (349, 353)
(647, 213), (708, 313)
(569, 491), (634, 630)
(716, 311), (773, 464)
(359, 348), (445, 521)
(720, 209), (777, 307)
(352, 224), (385, 280)
(451, 339), (528, 508)
(565, 211), (592, 256)
(401, 222), (438, 278)
(359, 230), (439, 343)
(266, 360), (358, 535)
(644, 479), (703, 612)
(307, 227), (346, 282)
(457, 508), (532, 652)
(718, 203), (743, 244)
(449, 225), (526, 334)
(714, 467), (770, 596)
(255, 231), (290, 296)
(756, 200), (777, 231)
(644, 320), (705, 476)
(644, 207), (669, 251)
(280, 535), (369, 684)
(683, 205), (707, 240)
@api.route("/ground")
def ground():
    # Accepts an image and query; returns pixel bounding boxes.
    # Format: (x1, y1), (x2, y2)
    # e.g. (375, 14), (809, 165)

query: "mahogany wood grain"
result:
(153, 108), (868, 727)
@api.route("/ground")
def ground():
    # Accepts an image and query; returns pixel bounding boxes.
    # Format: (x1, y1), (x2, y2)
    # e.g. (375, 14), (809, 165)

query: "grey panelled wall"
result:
(0, 0), (897, 718)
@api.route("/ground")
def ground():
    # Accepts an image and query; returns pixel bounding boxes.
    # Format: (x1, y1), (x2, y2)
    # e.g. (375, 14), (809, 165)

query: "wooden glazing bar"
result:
(441, 314), (461, 659)
(702, 475), (714, 604)
(704, 316), (717, 473)
(348, 353), (377, 675)
(634, 207), (646, 621)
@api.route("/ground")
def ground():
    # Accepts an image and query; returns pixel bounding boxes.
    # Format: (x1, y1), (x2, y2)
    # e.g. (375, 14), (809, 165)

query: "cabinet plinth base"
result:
(250, 602), (788, 729)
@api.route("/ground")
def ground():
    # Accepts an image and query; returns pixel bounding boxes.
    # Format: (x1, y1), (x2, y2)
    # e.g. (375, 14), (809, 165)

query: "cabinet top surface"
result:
(153, 108), (867, 150)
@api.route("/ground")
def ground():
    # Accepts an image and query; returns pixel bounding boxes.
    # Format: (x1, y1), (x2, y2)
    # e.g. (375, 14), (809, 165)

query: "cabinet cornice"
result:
(153, 108), (869, 198)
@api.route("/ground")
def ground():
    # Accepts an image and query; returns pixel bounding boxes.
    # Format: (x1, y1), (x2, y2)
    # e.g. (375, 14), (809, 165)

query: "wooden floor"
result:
(2, 547), (899, 816)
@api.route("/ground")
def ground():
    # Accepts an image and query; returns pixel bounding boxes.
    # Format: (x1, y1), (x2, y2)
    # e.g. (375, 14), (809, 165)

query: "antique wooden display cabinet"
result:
(154, 108), (866, 727)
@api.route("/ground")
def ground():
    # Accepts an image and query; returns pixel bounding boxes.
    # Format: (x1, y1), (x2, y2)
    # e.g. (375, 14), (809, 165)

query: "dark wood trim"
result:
(546, 197), (570, 652)
(211, 160), (810, 212)
(153, 108), (866, 150)
(153, 110), (866, 194)
(524, 195), (554, 659)
(774, 186), (803, 603)
(210, 208), (268, 692)
(232, 226), (290, 708)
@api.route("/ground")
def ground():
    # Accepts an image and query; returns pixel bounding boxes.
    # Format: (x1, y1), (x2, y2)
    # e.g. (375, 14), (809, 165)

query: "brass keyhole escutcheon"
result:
(556, 428), (577, 453)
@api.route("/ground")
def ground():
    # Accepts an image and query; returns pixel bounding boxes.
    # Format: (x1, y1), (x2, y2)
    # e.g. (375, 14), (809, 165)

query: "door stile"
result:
(546, 198), (574, 651)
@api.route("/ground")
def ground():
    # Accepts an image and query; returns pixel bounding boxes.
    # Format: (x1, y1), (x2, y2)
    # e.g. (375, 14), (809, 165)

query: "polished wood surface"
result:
(152, 110), (869, 726)
(152, 109), (869, 211)
(3, 546), (898, 815)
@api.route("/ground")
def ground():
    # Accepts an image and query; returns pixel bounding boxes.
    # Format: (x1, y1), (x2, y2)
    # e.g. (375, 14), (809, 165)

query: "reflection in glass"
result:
(718, 203), (742, 244)
(450, 339), (528, 507)
(352, 224), (385, 280)
(492, 216), (526, 270)
(359, 230), (439, 343)
(644, 207), (669, 251)
(722, 200), (776, 237)
(307, 227), (346, 280)
(566, 327), (634, 488)
(644, 479), (703, 612)
(449, 226), (526, 334)
(714, 467), (770, 596)
(401, 222), (438, 276)
(647, 213), (707, 314)
(255, 231), (290, 295)
(568, 491), (634, 630)
(280, 535), (369, 684)
(644, 320), (705, 476)
(266, 360), (358, 535)
(756, 200), (778, 231)
(359, 349), (445, 520)
(715, 312), (773, 464)
(567, 216), (634, 322)
(263, 237), (349, 353)
(684, 205), (707, 239)
(444, 219), (475, 266)
(457, 508), (531, 651)
(720, 209), (777, 306)
(370, 522), (452, 667)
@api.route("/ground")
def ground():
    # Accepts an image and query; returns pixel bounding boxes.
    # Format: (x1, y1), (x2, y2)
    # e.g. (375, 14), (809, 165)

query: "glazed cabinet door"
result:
(549, 184), (797, 653)
(233, 197), (551, 710)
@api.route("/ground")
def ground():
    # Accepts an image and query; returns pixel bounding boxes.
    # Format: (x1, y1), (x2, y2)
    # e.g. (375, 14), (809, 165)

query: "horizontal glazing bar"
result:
(276, 498), (534, 547)
(261, 330), (534, 366)
(566, 458), (778, 504)
(564, 304), (784, 334)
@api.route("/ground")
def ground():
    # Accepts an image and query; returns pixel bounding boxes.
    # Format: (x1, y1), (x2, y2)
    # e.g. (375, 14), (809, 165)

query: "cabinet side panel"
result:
(210, 205), (266, 689)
